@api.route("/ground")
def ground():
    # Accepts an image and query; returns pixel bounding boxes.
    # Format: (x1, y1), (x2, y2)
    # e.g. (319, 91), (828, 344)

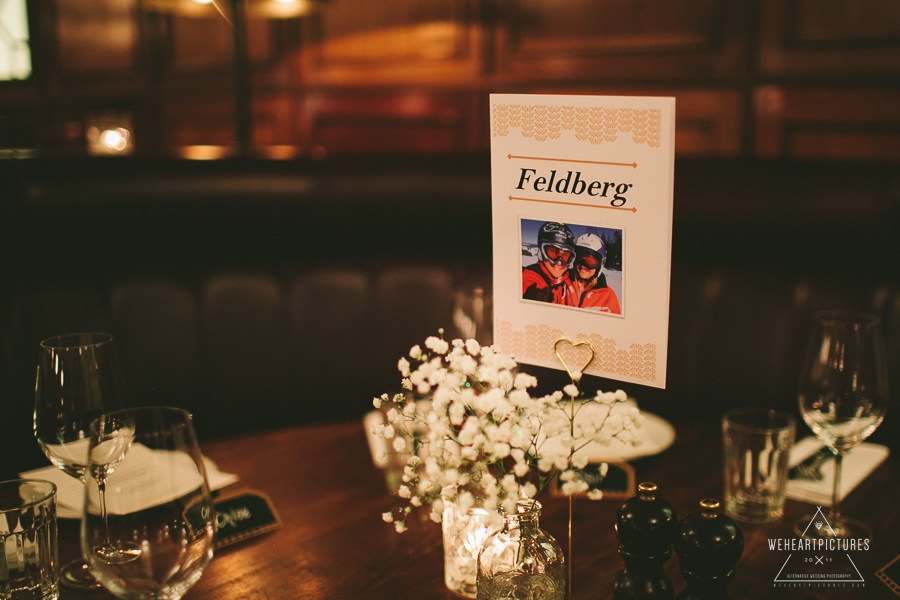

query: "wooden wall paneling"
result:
(162, 98), (236, 148)
(5, 0), (898, 159)
(250, 93), (294, 147)
(0, 77), (39, 149)
(494, 0), (751, 83)
(36, 101), (143, 156)
(670, 89), (742, 155)
(160, 13), (289, 153)
(754, 87), (900, 160)
(160, 93), (296, 151)
(304, 88), (483, 154)
(55, 0), (139, 74)
(301, 0), (486, 86)
(523, 86), (743, 156)
(0, 102), (38, 149)
(170, 15), (275, 72)
(759, 0), (900, 78)
(47, 0), (147, 154)
(170, 16), (235, 71)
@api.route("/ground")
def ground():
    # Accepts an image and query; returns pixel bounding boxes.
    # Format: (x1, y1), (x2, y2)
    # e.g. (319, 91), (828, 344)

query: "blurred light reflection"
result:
(178, 145), (234, 160)
(86, 111), (134, 155)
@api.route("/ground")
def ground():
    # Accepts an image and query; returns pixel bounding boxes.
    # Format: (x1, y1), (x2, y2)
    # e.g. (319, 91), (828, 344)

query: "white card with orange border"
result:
(490, 94), (675, 389)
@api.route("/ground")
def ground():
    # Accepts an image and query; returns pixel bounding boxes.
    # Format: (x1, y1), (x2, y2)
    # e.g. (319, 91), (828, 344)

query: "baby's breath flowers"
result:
(374, 331), (643, 532)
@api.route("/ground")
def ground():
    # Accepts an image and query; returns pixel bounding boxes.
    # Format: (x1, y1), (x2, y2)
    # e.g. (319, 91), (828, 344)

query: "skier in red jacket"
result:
(567, 233), (621, 314)
(522, 222), (577, 305)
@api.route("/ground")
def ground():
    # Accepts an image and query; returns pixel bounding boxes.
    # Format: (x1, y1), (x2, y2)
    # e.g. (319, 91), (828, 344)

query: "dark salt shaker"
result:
(613, 482), (679, 600)
(674, 499), (743, 600)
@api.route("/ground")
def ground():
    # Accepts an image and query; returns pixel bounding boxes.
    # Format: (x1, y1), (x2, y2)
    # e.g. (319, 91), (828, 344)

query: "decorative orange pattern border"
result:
(491, 103), (662, 148)
(496, 320), (657, 382)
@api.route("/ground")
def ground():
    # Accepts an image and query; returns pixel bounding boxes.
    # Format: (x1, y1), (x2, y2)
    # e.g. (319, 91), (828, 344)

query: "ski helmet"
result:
(574, 233), (606, 273)
(537, 222), (576, 267)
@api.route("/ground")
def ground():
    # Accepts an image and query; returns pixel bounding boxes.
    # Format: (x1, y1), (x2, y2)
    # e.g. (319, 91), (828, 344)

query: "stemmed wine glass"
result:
(795, 310), (889, 540)
(81, 407), (215, 600)
(34, 332), (130, 590)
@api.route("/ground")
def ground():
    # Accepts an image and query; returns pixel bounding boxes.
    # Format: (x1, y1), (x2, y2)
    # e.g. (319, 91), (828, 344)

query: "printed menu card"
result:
(490, 94), (675, 388)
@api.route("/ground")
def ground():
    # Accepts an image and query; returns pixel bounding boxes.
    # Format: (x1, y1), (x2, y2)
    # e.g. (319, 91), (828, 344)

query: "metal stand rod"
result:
(228, 0), (252, 154)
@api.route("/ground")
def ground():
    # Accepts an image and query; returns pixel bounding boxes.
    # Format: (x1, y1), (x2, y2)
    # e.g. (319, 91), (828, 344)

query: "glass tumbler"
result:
(722, 408), (796, 523)
(0, 479), (59, 600)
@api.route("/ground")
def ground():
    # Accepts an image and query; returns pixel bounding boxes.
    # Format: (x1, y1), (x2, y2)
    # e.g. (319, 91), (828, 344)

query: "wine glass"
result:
(452, 285), (493, 346)
(81, 407), (215, 600)
(34, 332), (130, 590)
(795, 310), (889, 540)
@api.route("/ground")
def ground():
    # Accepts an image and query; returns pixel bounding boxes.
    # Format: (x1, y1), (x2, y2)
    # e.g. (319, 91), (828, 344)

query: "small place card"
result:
(549, 462), (635, 500)
(490, 94), (675, 388)
(213, 489), (281, 549)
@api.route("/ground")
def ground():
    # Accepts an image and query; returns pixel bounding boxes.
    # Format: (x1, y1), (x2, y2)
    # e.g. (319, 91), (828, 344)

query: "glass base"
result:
(93, 542), (143, 564)
(794, 512), (872, 540)
(60, 559), (102, 591)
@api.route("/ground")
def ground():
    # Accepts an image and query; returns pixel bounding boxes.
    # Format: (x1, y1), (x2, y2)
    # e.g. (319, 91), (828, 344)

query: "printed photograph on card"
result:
(519, 218), (624, 317)
(490, 93), (675, 389)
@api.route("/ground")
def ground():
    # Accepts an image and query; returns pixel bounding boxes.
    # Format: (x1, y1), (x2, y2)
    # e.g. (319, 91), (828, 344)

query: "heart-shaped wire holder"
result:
(552, 337), (596, 600)
(553, 338), (596, 382)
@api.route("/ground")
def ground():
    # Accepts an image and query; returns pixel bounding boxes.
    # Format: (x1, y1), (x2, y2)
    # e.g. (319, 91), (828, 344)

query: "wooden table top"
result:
(57, 418), (900, 600)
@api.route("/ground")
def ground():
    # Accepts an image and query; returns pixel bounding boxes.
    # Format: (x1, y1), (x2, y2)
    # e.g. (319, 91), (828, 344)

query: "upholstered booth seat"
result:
(1, 156), (897, 479)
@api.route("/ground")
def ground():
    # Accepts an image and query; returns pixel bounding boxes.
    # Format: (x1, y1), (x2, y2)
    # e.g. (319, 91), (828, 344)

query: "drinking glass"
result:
(0, 479), (59, 600)
(722, 408), (796, 523)
(33, 332), (130, 590)
(81, 407), (215, 600)
(795, 311), (888, 539)
(452, 286), (492, 347)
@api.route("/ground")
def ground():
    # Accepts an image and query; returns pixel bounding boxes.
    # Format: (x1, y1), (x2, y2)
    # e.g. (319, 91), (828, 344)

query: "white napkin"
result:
(786, 436), (889, 506)
(21, 446), (239, 519)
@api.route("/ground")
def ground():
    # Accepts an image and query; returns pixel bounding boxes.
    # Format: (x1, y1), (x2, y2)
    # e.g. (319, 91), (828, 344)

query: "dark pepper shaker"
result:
(613, 482), (679, 600)
(674, 499), (744, 600)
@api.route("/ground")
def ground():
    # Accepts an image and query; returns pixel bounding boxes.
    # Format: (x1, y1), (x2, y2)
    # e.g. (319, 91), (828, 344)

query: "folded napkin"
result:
(21, 446), (239, 519)
(786, 436), (889, 506)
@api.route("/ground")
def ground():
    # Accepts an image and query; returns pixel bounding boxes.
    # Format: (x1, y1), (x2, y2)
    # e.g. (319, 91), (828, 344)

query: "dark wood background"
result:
(1, 0), (898, 159)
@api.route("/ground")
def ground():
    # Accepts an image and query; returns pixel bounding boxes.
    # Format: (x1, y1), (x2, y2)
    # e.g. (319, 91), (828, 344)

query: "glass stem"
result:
(98, 474), (113, 550)
(830, 452), (844, 529)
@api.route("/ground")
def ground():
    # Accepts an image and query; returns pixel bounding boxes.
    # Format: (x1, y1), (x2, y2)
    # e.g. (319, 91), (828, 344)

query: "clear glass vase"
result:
(443, 498), (497, 597)
(476, 500), (566, 600)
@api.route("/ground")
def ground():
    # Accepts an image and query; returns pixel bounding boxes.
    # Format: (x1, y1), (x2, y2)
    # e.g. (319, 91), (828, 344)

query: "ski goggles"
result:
(575, 251), (601, 270)
(541, 244), (575, 267)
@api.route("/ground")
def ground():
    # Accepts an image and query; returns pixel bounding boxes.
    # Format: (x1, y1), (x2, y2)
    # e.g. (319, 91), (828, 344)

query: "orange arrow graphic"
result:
(508, 195), (636, 213)
(508, 154), (637, 168)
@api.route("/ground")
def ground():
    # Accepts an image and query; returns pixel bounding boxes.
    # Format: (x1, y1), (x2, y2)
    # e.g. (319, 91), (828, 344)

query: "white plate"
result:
(562, 411), (676, 462)
(363, 403), (676, 468)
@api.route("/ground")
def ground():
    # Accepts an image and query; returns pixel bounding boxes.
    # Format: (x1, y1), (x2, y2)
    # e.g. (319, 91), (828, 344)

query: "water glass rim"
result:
(813, 310), (880, 328)
(723, 407), (796, 433)
(40, 332), (114, 350)
(0, 479), (57, 513)
(90, 405), (194, 430)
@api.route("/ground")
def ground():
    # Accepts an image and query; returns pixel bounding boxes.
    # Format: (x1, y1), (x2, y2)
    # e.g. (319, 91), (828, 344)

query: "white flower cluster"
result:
(375, 332), (642, 533)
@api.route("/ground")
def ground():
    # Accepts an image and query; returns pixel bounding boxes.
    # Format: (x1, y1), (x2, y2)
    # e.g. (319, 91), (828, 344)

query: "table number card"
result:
(213, 489), (282, 548)
(490, 94), (675, 388)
